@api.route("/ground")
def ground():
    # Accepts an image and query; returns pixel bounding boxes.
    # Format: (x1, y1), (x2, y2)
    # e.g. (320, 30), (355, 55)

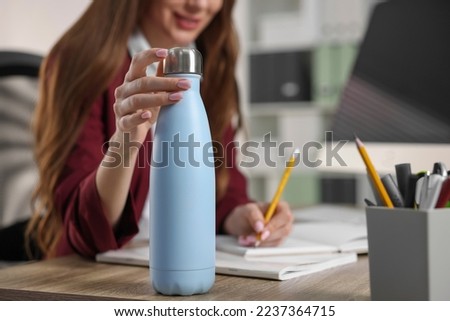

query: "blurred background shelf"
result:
(234, 0), (379, 207)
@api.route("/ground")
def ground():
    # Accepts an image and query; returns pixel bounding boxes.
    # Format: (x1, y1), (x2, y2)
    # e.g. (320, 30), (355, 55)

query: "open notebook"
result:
(96, 241), (357, 281)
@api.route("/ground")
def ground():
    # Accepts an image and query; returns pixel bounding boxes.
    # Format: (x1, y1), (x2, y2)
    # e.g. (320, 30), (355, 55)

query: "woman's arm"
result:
(96, 48), (190, 227)
(55, 49), (191, 257)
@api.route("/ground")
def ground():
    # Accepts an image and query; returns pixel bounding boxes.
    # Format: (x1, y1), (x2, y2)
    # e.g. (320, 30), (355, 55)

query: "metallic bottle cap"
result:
(163, 47), (203, 76)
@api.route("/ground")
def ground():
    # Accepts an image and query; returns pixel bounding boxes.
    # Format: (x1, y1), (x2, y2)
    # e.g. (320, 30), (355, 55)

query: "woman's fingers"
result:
(124, 48), (168, 82)
(115, 91), (183, 117)
(265, 202), (293, 229)
(259, 201), (293, 246)
(113, 48), (193, 130)
(116, 76), (191, 101)
(224, 201), (293, 248)
(118, 108), (159, 132)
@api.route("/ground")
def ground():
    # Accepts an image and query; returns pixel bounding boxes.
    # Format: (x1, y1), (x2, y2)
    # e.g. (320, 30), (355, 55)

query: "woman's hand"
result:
(223, 201), (294, 247)
(112, 48), (191, 144)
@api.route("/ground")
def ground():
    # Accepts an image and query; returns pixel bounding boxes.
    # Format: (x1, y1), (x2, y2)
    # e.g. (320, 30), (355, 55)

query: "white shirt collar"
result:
(127, 28), (157, 77)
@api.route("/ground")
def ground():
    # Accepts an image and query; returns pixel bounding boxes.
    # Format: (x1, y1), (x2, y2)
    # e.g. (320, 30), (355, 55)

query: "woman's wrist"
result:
(102, 130), (141, 169)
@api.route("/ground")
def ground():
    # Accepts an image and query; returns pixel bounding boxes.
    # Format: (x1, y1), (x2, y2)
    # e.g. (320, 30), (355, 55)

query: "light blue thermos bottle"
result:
(149, 47), (215, 295)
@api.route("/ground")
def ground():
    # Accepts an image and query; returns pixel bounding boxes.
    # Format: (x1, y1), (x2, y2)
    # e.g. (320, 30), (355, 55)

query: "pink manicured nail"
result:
(156, 49), (168, 58)
(169, 92), (183, 101)
(260, 230), (271, 241)
(254, 221), (264, 233)
(238, 236), (251, 246)
(141, 111), (152, 119)
(177, 79), (191, 89)
(245, 235), (257, 243)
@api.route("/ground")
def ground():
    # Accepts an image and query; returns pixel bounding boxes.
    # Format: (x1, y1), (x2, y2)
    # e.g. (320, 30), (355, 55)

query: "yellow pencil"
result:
(354, 135), (394, 208)
(255, 148), (300, 245)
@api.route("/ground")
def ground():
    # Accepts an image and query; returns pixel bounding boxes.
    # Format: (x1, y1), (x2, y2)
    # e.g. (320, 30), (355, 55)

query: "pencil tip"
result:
(353, 133), (362, 147)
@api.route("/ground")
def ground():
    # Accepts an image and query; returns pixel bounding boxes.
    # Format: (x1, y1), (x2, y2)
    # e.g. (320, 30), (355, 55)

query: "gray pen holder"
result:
(366, 207), (450, 300)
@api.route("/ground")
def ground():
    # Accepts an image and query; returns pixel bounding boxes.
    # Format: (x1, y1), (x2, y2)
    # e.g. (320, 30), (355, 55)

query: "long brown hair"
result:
(27, 0), (240, 258)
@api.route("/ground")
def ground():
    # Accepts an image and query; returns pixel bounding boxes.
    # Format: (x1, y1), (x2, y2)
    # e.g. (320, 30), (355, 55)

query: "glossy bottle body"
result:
(149, 73), (215, 295)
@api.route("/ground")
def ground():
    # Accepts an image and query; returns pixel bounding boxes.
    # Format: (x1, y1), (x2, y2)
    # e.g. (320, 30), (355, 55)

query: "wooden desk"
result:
(0, 255), (370, 300)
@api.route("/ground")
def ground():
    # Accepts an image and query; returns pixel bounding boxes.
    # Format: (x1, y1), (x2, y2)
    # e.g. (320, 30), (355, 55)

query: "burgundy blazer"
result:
(54, 55), (250, 258)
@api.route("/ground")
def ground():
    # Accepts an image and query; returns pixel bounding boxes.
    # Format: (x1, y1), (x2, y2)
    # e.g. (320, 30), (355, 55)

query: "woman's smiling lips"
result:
(174, 13), (202, 31)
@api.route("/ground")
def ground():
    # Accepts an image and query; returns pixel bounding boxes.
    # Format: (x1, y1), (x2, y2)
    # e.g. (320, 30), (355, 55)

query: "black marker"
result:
(395, 163), (411, 201)
(404, 173), (419, 208)
(364, 198), (376, 207)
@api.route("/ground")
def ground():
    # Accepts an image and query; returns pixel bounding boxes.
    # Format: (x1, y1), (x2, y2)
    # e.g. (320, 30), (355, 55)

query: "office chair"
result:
(0, 51), (42, 261)
(0, 51), (42, 77)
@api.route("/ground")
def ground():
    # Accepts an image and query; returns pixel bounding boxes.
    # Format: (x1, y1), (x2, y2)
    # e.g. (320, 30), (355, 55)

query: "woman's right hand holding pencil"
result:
(223, 201), (293, 247)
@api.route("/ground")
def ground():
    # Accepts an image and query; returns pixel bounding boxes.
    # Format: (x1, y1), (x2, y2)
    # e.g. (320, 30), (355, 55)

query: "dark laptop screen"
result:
(331, 0), (450, 143)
